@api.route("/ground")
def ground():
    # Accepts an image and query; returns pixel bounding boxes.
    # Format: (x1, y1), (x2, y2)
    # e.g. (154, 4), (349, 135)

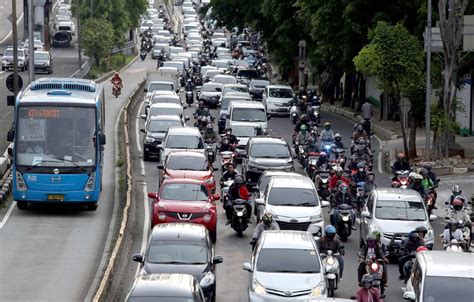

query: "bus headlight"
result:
(16, 171), (28, 191)
(84, 172), (96, 192)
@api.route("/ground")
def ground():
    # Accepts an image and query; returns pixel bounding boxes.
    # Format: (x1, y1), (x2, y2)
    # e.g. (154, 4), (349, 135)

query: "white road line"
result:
(0, 13), (24, 44)
(136, 101), (145, 153)
(2, 109), (11, 119)
(373, 135), (383, 174)
(0, 201), (16, 230)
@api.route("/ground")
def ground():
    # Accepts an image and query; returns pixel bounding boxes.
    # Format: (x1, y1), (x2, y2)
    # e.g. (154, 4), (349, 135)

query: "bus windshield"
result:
(16, 106), (97, 168)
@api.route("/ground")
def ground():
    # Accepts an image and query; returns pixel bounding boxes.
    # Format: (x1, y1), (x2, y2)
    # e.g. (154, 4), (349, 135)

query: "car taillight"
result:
(204, 176), (214, 184)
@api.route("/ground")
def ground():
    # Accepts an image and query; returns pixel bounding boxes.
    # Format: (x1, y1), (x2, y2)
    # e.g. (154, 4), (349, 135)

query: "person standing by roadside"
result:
(361, 99), (373, 135)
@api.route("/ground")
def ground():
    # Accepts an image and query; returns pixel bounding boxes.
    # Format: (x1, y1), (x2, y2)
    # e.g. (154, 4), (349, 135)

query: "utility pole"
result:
(28, 0), (35, 83)
(425, 0), (432, 159)
(12, 0), (19, 97)
(298, 40), (306, 90)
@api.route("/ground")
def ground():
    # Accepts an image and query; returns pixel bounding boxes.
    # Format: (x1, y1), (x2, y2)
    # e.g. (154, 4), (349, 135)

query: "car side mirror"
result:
(140, 114), (147, 120)
(429, 214), (437, 221)
(144, 88), (148, 92)
(361, 211), (371, 218)
(157, 164), (164, 169)
(321, 200), (330, 208)
(212, 194), (220, 201)
(140, 129), (145, 133)
(212, 166), (219, 171)
(255, 198), (264, 206)
(6, 129), (14, 142)
(132, 253), (144, 263)
(98, 133), (106, 145)
(266, 114), (272, 120)
(147, 192), (158, 199)
(242, 262), (252, 272)
(212, 255), (223, 264)
(403, 291), (416, 301)
(185, 116), (190, 121)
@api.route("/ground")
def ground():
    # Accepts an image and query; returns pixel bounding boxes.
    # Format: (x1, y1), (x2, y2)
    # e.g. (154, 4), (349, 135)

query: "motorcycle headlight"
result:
(200, 271), (215, 288)
(326, 257), (335, 265)
(371, 263), (379, 271)
(252, 280), (267, 295)
(310, 282), (326, 297)
(145, 136), (155, 142)
(342, 216), (349, 221)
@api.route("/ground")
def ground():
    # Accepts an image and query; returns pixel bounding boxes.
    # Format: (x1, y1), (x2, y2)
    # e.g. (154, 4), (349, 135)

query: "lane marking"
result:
(136, 101), (144, 153)
(2, 109), (11, 119)
(0, 13), (24, 44)
(0, 201), (16, 230)
(373, 135), (383, 174)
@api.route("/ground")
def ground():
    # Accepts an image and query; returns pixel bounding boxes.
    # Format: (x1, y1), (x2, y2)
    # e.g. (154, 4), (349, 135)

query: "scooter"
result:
(320, 251), (341, 297)
(205, 141), (216, 163)
(231, 199), (249, 236)
(185, 90), (194, 106)
(391, 170), (410, 188)
(306, 152), (319, 181)
(336, 203), (353, 242)
(112, 84), (121, 98)
(316, 168), (331, 201)
(290, 101), (299, 124)
(220, 151), (235, 172)
(358, 254), (385, 295)
(140, 49), (147, 61)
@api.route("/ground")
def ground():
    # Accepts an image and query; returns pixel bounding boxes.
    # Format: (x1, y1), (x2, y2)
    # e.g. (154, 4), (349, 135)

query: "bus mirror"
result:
(7, 129), (14, 142)
(98, 134), (106, 145)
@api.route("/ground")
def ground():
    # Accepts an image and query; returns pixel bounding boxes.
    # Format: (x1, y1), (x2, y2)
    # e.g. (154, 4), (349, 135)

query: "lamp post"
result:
(425, 0), (432, 159)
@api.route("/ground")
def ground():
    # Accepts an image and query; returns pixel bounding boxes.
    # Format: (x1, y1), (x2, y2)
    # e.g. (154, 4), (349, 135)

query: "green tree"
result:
(354, 22), (425, 158)
(81, 17), (115, 66)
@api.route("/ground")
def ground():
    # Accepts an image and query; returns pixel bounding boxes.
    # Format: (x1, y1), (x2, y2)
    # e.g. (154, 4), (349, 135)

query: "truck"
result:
(144, 67), (181, 104)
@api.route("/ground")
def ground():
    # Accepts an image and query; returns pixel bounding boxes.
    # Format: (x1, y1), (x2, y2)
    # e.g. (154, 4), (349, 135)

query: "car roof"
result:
(150, 223), (208, 241)
(129, 273), (198, 297)
(374, 188), (422, 202)
(148, 115), (182, 122)
(250, 136), (288, 145)
(167, 127), (201, 135)
(230, 100), (264, 109)
(152, 94), (180, 100)
(150, 103), (182, 109)
(261, 230), (316, 250)
(224, 84), (247, 88)
(161, 178), (206, 186)
(34, 50), (50, 55)
(231, 122), (262, 128)
(269, 176), (314, 189)
(417, 251), (474, 278)
(260, 171), (302, 178)
(267, 84), (293, 90)
(167, 150), (206, 159)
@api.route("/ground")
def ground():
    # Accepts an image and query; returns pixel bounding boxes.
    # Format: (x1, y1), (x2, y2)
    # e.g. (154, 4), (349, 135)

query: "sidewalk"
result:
(322, 101), (474, 174)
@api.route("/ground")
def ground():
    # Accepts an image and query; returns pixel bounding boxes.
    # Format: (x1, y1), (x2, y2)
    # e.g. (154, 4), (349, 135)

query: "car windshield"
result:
(256, 248), (321, 273)
(237, 69), (257, 78)
(250, 143), (289, 158)
(225, 86), (248, 94)
(165, 135), (203, 149)
(423, 276), (474, 302)
(160, 183), (209, 201)
(142, 21), (153, 27)
(152, 97), (179, 105)
(54, 32), (69, 40)
(149, 83), (173, 92)
(129, 298), (198, 302)
(149, 107), (181, 117)
(251, 80), (269, 88)
(232, 125), (258, 137)
(147, 241), (208, 264)
(148, 120), (182, 133)
(167, 156), (208, 171)
(201, 84), (222, 92)
(35, 53), (49, 60)
(269, 88), (293, 98)
(375, 200), (427, 221)
(4, 49), (13, 56)
(268, 187), (318, 206)
(232, 108), (266, 122)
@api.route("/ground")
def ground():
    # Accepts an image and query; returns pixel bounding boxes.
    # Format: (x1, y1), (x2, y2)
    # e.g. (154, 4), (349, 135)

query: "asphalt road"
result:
(0, 48), (129, 302)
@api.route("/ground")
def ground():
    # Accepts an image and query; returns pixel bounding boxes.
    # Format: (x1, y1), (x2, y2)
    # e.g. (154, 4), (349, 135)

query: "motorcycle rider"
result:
(352, 124), (368, 142)
(219, 135), (233, 152)
(316, 151), (330, 169)
(193, 101), (205, 118)
(111, 72), (123, 90)
(250, 210), (279, 249)
(203, 124), (218, 143)
(348, 154), (359, 171)
(320, 122), (335, 143)
(391, 153), (410, 177)
(353, 162), (368, 184)
(294, 114), (310, 135)
(330, 182), (356, 229)
(356, 274), (384, 302)
(225, 175), (251, 224)
(329, 166), (350, 190)
(220, 162), (239, 183)
(442, 218), (463, 247)
(423, 164), (438, 184)
(449, 196), (472, 247)
(333, 133), (345, 149)
(403, 246), (428, 284)
(295, 125), (311, 157)
(398, 232), (424, 281)
(317, 225), (345, 278)
(307, 136), (319, 153)
(307, 107), (318, 124)
(364, 172), (378, 193)
(420, 167), (437, 209)
(225, 128), (239, 145)
(185, 79), (194, 91)
(448, 185), (465, 206)
(408, 173), (426, 199)
(357, 235), (386, 285)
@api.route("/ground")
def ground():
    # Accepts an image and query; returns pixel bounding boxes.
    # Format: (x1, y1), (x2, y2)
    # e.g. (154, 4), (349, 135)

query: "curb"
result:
(94, 53), (139, 84)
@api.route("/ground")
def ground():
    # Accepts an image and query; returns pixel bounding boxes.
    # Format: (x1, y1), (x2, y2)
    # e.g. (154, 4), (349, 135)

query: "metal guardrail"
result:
(111, 40), (136, 54)
(70, 58), (92, 78)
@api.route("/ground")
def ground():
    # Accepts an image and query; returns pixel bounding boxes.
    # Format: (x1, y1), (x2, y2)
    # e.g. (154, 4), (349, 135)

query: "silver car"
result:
(359, 188), (436, 258)
(33, 50), (53, 74)
(242, 230), (326, 301)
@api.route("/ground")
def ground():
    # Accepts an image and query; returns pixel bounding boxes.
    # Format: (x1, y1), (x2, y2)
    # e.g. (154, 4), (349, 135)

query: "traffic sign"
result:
(6, 74), (23, 92)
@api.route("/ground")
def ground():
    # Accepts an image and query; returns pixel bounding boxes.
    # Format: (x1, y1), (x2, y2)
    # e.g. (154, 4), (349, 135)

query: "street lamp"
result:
(425, 0), (432, 159)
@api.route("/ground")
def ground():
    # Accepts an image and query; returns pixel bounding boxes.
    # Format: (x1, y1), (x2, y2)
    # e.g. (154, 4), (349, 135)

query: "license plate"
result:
(277, 108), (288, 112)
(48, 194), (64, 201)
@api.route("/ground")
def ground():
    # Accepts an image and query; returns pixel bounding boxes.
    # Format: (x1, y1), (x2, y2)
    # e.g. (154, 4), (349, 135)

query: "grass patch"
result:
(85, 53), (136, 80)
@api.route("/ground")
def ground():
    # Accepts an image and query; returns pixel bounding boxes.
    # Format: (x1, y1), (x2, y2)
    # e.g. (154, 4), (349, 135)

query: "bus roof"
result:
(18, 77), (102, 106)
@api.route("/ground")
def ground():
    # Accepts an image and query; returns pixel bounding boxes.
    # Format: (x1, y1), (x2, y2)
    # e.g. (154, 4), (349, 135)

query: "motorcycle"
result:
(290, 101), (299, 124)
(306, 152), (319, 181)
(297, 143), (308, 167)
(185, 90), (194, 106)
(333, 148), (346, 169)
(391, 170), (410, 189)
(321, 250), (341, 297)
(358, 254), (385, 295)
(231, 199), (249, 236)
(424, 186), (438, 216)
(140, 49), (147, 61)
(336, 203), (353, 242)
(355, 183), (366, 213)
(444, 239), (464, 252)
(315, 168), (331, 201)
(205, 141), (216, 163)
(112, 84), (121, 98)
(220, 151), (235, 172)
(308, 105), (321, 125)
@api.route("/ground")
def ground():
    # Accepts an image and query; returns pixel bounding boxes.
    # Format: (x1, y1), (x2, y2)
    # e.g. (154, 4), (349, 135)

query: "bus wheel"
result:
(86, 203), (98, 211)
(17, 201), (28, 210)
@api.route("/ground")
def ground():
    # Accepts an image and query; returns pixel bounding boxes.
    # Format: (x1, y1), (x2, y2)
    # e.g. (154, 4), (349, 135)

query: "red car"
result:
(148, 178), (220, 242)
(159, 151), (217, 192)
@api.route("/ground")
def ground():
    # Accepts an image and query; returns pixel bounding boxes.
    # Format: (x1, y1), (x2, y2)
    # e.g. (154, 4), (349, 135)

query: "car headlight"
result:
(252, 280), (267, 295)
(309, 214), (323, 222)
(158, 212), (166, 220)
(310, 282), (326, 297)
(145, 136), (155, 142)
(204, 176), (214, 184)
(84, 172), (96, 192)
(203, 213), (211, 222)
(200, 271), (215, 288)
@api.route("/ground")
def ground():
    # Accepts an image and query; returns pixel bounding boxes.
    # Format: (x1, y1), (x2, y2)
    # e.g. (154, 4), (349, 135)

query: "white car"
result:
(255, 176), (328, 238)
(262, 85), (295, 116)
(2, 47), (28, 71)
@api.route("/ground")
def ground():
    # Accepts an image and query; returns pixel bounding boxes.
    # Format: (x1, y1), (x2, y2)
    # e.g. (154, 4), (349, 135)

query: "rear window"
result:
(269, 88), (293, 98)
(54, 32), (69, 40)
(167, 155), (208, 171)
(256, 248), (320, 273)
(232, 108), (266, 122)
(237, 69), (258, 79)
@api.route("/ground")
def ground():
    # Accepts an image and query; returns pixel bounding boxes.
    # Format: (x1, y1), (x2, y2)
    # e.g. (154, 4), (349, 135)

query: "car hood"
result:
(254, 271), (322, 292)
(251, 157), (292, 167)
(165, 169), (211, 180)
(237, 137), (249, 146)
(147, 132), (166, 140)
(374, 219), (429, 234)
(266, 204), (321, 219)
(143, 263), (208, 281)
(200, 91), (221, 97)
(268, 97), (293, 104)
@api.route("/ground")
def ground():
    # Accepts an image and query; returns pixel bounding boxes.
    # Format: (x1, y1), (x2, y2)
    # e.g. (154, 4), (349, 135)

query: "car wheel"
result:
(17, 201), (28, 210)
(210, 230), (216, 243)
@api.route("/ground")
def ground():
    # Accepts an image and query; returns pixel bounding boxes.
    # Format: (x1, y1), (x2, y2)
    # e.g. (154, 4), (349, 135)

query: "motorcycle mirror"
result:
(242, 262), (252, 272)
(321, 200), (330, 208)
(157, 164), (164, 169)
(255, 198), (265, 206)
(140, 114), (147, 120)
(140, 129), (145, 133)
(147, 192), (158, 199)
(403, 291), (416, 301)
(361, 211), (371, 218)
(429, 214), (437, 221)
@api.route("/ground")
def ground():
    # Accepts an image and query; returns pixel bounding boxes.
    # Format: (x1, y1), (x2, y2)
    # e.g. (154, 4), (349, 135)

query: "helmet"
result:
(366, 235), (376, 248)
(333, 166), (343, 176)
(397, 152), (406, 161)
(413, 173), (423, 182)
(225, 127), (232, 134)
(372, 230), (382, 241)
(415, 226), (428, 237)
(234, 175), (244, 185)
(416, 246), (428, 253)
(367, 172), (375, 182)
(335, 133), (342, 141)
(300, 125), (308, 132)
(206, 124), (213, 130)
(351, 154), (358, 162)
(361, 274), (374, 288)
(198, 101), (204, 108)
(309, 136), (316, 145)
(419, 168), (428, 176)
(356, 124), (363, 132)
(319, 151), (327, 159)
(300, 114), (309, 122)
(325, 225), (336, 237)
(338, 182), (348, 193)
(114, 72), (119, 77)
(308, 108), (314, 115)
(411, 232), (421, 241)
(262, 210), (273, 227)
(187, 79), (191, 83)
(357, 162), (365, 169)
(452, 196), (464, 211)
(203, 107), (210, 114)
(452, 185), (462, 196)
(324, 122), (331, 129)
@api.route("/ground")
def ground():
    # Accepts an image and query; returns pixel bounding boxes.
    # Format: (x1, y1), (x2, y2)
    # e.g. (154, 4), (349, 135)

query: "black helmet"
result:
(203, 107), (209, 114)
(411, 232), (421, 241)
(234, 175), (244, 185)
(419, 168), (428, 177)
(361, 274), (374, 288)
(415, 226), (428, 237)
(198, 101), (204, 108)
(335, 133), (342, 141)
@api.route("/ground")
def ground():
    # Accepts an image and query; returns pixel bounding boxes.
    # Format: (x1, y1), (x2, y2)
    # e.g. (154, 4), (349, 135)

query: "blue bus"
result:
(7, 78), (106, 210)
